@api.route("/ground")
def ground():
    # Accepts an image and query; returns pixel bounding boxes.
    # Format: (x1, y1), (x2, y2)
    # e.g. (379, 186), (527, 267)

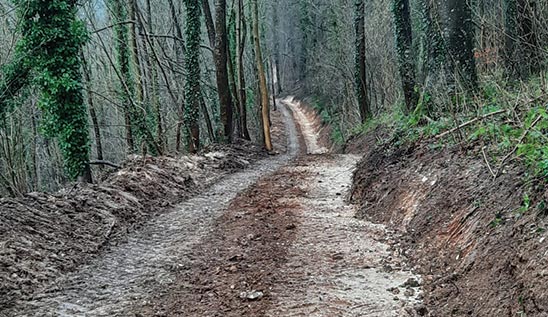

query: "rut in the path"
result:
(3, 105), (299, 317)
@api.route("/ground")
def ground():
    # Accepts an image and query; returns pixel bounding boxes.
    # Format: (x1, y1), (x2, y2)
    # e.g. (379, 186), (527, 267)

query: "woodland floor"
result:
(1, 98), (424, 317)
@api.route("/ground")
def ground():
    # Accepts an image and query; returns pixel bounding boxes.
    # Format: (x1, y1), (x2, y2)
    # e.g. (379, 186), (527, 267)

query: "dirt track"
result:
(5, 99), (422, 316)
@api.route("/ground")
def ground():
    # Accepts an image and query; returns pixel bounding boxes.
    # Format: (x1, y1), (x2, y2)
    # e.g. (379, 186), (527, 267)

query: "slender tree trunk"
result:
(146, 0), (165, 152)
(252, 0), (272, 151)
(227, 5), (241, 137)
(355, 0), (371, 122)
(82, 53), (104, 161)
(167, 0), (187, 153)
(183, 0), (202, 153)
(269, 58), (277, 111)
(272, 1), (282, 93)
(109, 0), (134, 152)
(393, 0), (418, 113)
(214, 0), (234, 142)
(203, 0), (216, 48)
(236, 0), (251, 140)
(200, 96), (216, 142)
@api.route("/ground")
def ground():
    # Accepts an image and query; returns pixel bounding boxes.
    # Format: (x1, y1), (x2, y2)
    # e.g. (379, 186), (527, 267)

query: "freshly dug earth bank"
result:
(0, 140), (266, 311)
(350, 131), (548, 316)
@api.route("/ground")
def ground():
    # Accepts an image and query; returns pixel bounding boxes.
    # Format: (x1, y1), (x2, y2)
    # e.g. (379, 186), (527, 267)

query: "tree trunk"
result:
(251, 0), (272, 151)
(183, 0), (202, 153)
(82, 53), (104, 161)
(393, 0), (418, 113)
(442, 0), (478, 90)
(146, 0), (165, 152)
(269, 58), (277, 111)
(203, 0), (216, 48)
(214, 0), (234, 142)
(227, 4), (241, 137)
(236, 0), (251, 140)
(504, 0), (541, 79)
(355, 0), (371, 122)
(272, 1), (283, 93)
(109, 0), (134, 152)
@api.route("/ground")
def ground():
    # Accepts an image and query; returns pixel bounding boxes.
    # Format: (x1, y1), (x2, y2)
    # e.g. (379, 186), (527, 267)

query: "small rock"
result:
(388, 287), (400, 295)
(226, 265), (238, 273)
(286, 223), (297, 230)
(240, 290), (264, 301)
(382, 265), (394, 273)
(415, 304), (428, 316)
(402, 278), (420, 288)
(404, 288), (415, 297)
(228, 254), (244, 262)
(332, 253), (344, 261)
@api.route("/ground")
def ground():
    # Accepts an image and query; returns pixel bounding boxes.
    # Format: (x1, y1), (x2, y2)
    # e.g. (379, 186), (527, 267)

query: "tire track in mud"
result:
(141, 99), (423, 316)
(3, 105), (299, 317)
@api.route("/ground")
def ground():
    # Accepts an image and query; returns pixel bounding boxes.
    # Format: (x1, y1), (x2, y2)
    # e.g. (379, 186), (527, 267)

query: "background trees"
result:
(0, 0), (546, 195)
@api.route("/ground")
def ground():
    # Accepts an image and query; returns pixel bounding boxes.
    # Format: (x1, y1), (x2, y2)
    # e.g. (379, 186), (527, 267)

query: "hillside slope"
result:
(350, 131), (548, 316)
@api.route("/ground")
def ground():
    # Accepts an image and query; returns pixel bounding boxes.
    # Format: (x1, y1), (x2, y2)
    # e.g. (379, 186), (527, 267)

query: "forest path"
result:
(137, 99), (423, 316)
(3, 105), (300, 317)
(6, 99), (422, 317)
(266, 100), (423, 316)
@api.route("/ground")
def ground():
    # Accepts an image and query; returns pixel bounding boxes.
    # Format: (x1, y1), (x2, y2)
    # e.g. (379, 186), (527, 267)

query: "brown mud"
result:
(350, 131), (548, 316)
(136, 100), (423, 317)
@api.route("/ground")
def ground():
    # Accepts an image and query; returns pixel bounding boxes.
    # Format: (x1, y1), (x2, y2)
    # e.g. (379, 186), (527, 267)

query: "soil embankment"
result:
(350, 131), (548, 316)
(0, 109), (295, 315)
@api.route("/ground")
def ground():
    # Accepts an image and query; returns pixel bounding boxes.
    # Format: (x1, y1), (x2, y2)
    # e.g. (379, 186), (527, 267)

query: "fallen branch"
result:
(495, 115), (543, 178)
(482, 146), (496, 178)
(436, 109), (506, 139)
(89, 160), (121, 169)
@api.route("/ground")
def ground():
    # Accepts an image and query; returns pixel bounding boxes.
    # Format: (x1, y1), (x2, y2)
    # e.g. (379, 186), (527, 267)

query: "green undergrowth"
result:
(351, 72), (548, 179)
(309, 98), (345, 146)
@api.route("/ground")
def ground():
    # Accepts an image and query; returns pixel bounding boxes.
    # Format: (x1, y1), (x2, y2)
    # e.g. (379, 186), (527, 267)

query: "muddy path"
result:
(3, 105), (298, 317)
(136, 98), (423, 316)
(6, 98), (422, 317)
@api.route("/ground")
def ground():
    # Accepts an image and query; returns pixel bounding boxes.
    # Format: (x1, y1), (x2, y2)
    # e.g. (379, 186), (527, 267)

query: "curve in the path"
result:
(2, 103), (299, 317)
(282, 96), (328, 155)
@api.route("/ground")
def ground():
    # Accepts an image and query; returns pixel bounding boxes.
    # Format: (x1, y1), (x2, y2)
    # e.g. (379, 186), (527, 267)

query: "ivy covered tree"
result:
(108, 0), (134, 151)
(184, 0), (202, 153)
(7, 0), (91, 181)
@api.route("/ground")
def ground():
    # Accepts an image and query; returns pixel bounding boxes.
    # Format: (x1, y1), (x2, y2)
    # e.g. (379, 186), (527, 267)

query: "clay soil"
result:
(0, 139), (266, 312)
(133, 100), (423, 317)
(350, 131), (548, 316)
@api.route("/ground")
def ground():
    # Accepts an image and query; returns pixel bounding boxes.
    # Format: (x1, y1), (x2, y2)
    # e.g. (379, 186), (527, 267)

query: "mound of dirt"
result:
(0, 140), (265, 311)
(349, 134), (548, 316)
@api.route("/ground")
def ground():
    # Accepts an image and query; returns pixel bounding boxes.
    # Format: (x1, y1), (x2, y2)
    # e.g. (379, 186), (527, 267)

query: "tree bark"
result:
(214, 0), (234, 142)
(203, 0), (216, 48)
(355, 0), (371, 122)
(252, 0), (272, 151)
(183, 0), (202, 153)
(236, 0), (251, 140)
(82, 53), (104, 161)
(109, 0), (134, 152)
(442, 0), (478, 90)
(393, 0), (418, 113)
